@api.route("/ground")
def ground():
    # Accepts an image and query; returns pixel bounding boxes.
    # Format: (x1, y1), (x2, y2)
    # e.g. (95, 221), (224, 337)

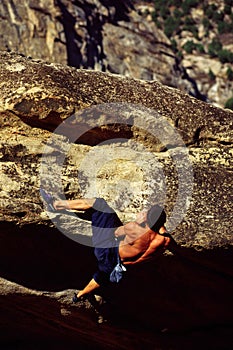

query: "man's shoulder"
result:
(149, 230), (171, 248)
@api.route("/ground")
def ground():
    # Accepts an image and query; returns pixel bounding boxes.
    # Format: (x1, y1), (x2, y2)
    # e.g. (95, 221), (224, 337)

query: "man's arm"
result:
(77, 278), (100, 298)
(54, 198), (96, 211)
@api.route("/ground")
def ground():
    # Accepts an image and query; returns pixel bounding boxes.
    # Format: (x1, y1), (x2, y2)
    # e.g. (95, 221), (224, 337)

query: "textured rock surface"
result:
(0, 51), (232, 241)
(1, 0), (232, 107)
(0, 51), (231, 144)
(0, 52), (232, 349)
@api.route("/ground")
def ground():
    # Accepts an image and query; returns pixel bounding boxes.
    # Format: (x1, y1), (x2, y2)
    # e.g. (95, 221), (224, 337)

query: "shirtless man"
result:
(52, 197), (170, 299)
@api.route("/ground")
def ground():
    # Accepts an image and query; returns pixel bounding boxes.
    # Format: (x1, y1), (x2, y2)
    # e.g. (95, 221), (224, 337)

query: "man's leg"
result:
(53, 198), (96, 211)
(76, 198), (122, 299)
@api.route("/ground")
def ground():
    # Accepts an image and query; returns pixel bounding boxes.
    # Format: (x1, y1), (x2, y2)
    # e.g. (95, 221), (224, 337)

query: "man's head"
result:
(146, 204), (166, 232)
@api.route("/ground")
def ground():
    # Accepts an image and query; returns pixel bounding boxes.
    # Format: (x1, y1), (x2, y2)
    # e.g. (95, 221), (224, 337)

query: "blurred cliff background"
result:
(1, 0), (233, 109)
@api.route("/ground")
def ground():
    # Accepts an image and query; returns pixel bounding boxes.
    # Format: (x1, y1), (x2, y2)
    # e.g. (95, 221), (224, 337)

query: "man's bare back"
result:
(115, 219), (170, 265)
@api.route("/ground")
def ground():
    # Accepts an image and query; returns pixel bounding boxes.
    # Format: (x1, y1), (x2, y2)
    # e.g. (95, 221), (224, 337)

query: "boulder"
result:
(0, 51), (232, 349)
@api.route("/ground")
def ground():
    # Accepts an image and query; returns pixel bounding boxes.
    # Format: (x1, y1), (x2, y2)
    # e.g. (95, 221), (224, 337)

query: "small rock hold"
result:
(60, 307), (71, 316)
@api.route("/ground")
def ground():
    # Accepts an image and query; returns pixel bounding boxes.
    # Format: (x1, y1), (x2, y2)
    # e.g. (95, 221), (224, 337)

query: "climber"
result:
(40, 190), (171, 300)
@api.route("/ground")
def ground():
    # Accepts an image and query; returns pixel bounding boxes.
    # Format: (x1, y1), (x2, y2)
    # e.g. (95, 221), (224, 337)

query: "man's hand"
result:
(114, 225), (125, 237)
(53, 200), (70, 210)
(135, 210), (147, 226)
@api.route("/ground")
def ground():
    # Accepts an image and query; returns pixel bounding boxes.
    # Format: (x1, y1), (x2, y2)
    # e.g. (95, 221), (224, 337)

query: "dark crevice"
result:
(187, 137), (233, 147)
(175, 117), (179, 128)
(76, 1), (105, 69)
(13, 211), (27, 218)
(192, 126), (203, 145)
(55, 0), (134, 70)
(173, 56), (208, 102)
(55, 0), (83, 68)
(0, 220), (233, 334)
(95, 0), (134, 22)
(217, 140), (232, 146)
(0, 221), (96, 291)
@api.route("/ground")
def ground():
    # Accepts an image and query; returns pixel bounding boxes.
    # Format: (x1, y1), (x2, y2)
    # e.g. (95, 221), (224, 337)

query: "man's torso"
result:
(119, 227), (170, 263)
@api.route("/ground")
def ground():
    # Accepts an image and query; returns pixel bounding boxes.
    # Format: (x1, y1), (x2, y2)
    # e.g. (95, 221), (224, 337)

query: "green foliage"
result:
(224, 97), (233, 110)
(218, 21), (233, 34)
(168, 0), (183, 5)
(151, 13), (162, 29)
(164, 16), (180, 37)
(183, 16), (198, 38)
(204, 5), (216, 19)
(196, 43), (205, 53)
(212, 11), (224, 22)
(173, 8), (183, 18)
(208, 38), (222, 57)
(224, 0), (233, 6)
(154, 0), (165, 12)
(202, 17), (212, 35)
(184, 16), (195, 26)
(183, 40), (196, 53)
(208, 69), (216, 81)
(183, 22), (198, 38)
(181, 0), (199, 15)
(151, 10), (158, 20)
(218, 49), (233, 64)
(224, 5), (232, 15)
(183, 40), (204, 54)
(170, 38), (178, 52)
(177, 50), (183, 59)
(226, 66), (233, 81)
(160, 6), (170, 19)
(150, 0), (233, 67)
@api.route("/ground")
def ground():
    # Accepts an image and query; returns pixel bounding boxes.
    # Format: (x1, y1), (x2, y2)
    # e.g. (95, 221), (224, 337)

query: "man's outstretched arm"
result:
(77, 278), (100, 298)
(53, 198), (96, 211)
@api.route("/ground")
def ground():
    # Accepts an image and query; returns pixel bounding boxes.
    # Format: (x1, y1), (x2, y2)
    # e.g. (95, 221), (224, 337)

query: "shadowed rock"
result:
(0, 51), (232, 349)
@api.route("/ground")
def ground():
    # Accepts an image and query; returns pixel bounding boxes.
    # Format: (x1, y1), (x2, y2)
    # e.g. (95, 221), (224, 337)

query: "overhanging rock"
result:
(0, 51), (232, 349)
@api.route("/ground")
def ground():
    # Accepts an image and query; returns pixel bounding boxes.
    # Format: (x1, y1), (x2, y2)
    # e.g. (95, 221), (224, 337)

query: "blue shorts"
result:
(90, 198), (123, 285)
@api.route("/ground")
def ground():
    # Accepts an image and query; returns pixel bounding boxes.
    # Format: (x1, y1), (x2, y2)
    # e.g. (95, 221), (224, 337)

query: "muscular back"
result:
(117, 222), (170, 265)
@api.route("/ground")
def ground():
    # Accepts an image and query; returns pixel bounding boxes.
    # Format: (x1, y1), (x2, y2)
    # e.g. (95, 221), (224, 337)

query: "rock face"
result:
(0, 51), (233, 349)
(1, 0), (232, 107)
